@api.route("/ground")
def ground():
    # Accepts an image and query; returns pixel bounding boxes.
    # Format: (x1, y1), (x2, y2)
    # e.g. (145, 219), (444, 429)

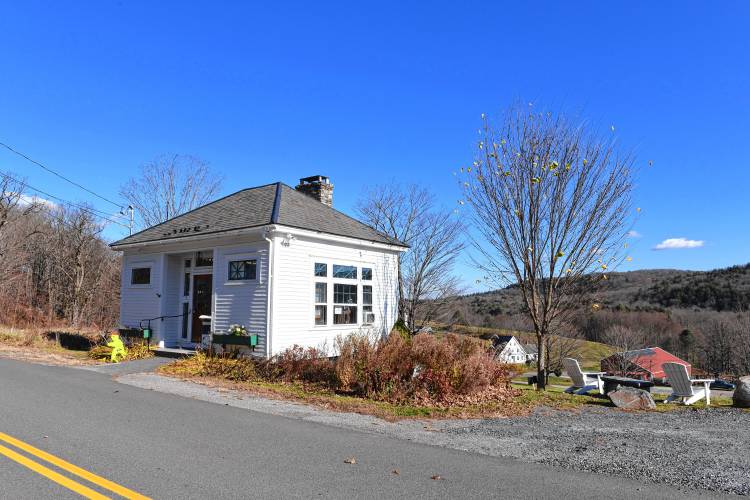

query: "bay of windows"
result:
(313, 262), (373, 326)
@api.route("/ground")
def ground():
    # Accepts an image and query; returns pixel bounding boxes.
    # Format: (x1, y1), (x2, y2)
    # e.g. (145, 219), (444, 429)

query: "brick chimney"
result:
(295, 175), (333, 207)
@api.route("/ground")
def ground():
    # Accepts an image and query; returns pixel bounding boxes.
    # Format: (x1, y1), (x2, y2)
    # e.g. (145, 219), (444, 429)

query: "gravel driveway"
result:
(443, 406), (750, 495)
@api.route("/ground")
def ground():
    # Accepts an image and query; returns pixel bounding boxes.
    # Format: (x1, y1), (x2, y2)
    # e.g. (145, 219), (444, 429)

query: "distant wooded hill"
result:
(454, 263), (750, 320)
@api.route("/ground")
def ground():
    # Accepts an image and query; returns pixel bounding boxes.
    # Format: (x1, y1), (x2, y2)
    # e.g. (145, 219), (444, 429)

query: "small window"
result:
(314, 262), (327, 277)
(184, 259), (192, 268)
(131, 267), (151, 285)
(228, 259), (257, 281)
(332, 264), (357, 279)
(362, 268), (373, 280)
(196, 251), (213, 267)
(363, 285), (374, 324)
(314, 282), (327, 326)
(183, 272), (190, 297)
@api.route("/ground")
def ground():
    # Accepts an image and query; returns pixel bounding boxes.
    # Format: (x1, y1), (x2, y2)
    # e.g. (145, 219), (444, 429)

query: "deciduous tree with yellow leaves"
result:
(461, 106), (636, 390)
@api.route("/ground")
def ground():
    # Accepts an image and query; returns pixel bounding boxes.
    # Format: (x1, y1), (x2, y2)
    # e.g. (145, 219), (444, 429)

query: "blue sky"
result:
(1, 1), (749, 288)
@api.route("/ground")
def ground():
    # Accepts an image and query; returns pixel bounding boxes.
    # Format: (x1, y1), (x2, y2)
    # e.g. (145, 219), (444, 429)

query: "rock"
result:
(733, 376), (750, 408)
(608, 386), (656, 410)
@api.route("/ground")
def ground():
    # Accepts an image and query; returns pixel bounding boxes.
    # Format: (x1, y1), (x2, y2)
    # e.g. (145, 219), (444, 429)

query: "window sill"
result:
(312, 323), (376, 329)
(223, 280), (258, 286)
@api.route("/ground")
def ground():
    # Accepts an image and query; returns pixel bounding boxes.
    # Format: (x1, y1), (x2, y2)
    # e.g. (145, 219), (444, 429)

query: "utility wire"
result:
(0, 141), (123, 209)
(1, 170), (128, 228)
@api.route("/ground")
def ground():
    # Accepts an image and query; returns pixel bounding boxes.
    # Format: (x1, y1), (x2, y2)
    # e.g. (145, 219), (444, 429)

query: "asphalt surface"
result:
(0, 359), (727, 499)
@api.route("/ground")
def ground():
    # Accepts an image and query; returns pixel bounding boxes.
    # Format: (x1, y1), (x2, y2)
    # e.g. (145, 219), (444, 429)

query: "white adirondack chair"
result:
(563, 358), (605, 395)
(663, 362), (714, 406)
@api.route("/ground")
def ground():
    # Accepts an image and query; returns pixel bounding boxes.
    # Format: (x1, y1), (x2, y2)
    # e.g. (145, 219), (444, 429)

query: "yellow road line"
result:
(0, 443), (110, 500)
(0, 432), (150, 500)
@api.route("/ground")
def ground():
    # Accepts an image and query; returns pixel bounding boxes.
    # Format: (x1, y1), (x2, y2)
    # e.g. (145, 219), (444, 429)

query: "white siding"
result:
(270, 233), (399, 355)
(120, 253), (163, 340)
(212, 242), (269, 355)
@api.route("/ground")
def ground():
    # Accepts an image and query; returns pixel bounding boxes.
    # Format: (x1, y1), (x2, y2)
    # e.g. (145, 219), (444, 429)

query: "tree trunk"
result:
(536, 332), (547, 391)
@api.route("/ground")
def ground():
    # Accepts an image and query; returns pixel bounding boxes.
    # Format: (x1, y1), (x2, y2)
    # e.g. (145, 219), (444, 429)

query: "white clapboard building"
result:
(110, 176), (408, 357)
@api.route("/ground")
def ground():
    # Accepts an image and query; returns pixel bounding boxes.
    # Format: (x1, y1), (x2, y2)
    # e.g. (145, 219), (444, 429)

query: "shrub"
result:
(335, 331), (511, 404)
(163, 351), (257, 381)
(269, 345), (337, 388)
(336, 330), (414, 400)
(161, 331), (514, 407)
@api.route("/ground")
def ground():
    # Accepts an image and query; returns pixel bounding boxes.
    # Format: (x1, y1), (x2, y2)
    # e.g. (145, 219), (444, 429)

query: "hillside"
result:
(454, 263), (750, 320)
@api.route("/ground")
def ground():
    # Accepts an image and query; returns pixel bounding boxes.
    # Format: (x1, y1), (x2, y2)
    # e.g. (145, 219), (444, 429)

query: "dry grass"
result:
(0, 326), (108, 366)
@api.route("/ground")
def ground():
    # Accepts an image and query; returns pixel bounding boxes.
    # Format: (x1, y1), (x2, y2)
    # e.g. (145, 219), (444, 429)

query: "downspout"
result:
(263, 227), (275, 358)
(263, 183), (282, 358)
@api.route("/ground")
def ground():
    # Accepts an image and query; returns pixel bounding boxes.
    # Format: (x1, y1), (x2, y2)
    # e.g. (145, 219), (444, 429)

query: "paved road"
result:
(0, 359), (723, 499)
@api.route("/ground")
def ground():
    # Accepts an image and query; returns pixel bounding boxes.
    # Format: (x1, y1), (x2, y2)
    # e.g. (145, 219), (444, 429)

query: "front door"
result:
(191, 274), (212, 342)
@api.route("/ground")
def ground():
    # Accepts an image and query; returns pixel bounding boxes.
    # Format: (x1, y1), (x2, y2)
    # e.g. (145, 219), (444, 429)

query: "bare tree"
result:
(462, 106), (635, 389)
(402, 210), (464, 332)
(600, 324), (646, 376)
(120, 154), (223, 229)
(357, 183), (464, 330)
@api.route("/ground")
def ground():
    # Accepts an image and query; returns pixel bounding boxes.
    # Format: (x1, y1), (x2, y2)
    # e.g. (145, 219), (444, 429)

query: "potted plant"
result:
(211, 324), (258, 349)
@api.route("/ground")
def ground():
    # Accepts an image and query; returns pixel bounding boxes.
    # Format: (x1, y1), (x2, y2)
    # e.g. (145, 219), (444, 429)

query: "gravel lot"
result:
(444, 406), (750, 496)
(119, 371), (748, 497)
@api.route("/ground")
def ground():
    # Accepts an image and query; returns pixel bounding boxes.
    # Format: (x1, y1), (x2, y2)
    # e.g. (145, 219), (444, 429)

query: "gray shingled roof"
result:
(110, 183), (407, 248)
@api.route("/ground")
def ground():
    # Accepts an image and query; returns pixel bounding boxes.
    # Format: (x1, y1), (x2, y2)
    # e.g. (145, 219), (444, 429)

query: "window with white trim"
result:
(228, 259), (257, 281)
(131, 267), (151, 285)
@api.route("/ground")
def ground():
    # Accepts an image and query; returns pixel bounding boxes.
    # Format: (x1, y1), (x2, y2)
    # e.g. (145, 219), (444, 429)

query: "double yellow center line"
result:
(0, 431), (150, 499)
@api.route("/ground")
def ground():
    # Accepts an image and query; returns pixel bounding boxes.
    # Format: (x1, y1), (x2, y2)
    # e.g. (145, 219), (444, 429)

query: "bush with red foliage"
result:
(335, 331), (513, 404)
(260, 345), (337, 389)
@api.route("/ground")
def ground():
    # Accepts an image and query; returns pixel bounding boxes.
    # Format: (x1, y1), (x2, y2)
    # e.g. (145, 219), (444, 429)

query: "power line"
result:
(0, 141), (123, 209)
(1, 170), (129, 228)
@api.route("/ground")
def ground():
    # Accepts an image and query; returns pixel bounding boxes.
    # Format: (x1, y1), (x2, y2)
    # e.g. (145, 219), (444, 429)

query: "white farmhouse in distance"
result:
(491, 335), (529, 364)
(110, 175), (408, 357)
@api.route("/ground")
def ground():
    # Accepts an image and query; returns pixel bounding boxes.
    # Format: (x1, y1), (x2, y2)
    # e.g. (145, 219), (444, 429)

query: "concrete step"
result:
(154, 347), (197, 359)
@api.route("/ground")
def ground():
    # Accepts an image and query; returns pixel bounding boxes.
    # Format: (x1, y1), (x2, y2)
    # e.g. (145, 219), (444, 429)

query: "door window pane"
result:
(183, 273), (190, 296)
(181, 302), (189, 339)
(363, 285), (372, 305)
(196, 251), (213, 267)
(315, 283), (327, 303)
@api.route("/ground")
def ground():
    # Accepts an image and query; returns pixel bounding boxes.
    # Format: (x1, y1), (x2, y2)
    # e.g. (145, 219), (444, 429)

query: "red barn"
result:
(601, 347), (690, 382)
